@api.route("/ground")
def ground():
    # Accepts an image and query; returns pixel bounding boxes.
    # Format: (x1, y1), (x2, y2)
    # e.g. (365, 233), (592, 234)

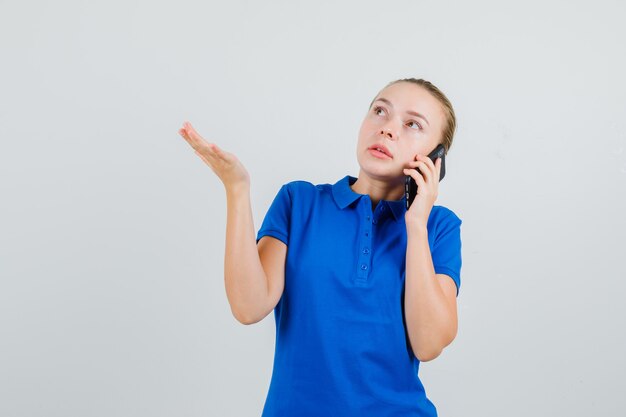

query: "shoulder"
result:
(430, 205), (462, 225)
(280, 179), (333, 197)
(282, 179), (316, 190)
(428, 205), (463, 238)
(283, 179), (333, 189)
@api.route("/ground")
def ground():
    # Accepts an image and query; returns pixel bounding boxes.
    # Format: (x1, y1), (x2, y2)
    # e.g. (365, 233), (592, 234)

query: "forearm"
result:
(224, 185), (269, 324)
(404, 222), (456, 361)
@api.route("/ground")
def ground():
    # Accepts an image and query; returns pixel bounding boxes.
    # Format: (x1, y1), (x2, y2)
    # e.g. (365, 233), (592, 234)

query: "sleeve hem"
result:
(434, 266), (460, 297)
(256, 230), (288, 246)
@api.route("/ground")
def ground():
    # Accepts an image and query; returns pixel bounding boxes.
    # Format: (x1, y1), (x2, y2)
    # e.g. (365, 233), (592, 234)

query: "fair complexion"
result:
(352, 82), (458, 361)
(178, 122), (281, 325)
(178, 83), (459, 358)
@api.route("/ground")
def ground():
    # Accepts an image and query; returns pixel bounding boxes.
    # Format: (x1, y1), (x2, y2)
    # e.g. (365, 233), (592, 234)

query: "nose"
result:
(380, 121), (399, 141)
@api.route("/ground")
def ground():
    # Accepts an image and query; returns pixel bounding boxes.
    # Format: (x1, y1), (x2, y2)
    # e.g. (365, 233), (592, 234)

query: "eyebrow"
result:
(372, 97), (430, 127)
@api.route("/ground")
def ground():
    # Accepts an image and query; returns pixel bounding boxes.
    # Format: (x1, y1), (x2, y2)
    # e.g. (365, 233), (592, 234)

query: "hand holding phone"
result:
(405, 144), (446, 210)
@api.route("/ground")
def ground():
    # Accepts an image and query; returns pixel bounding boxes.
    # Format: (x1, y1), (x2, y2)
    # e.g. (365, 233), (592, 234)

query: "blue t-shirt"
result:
(256, 175), (462, 417)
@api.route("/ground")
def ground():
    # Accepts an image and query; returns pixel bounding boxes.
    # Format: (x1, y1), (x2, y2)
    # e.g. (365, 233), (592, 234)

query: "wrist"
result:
(406, 220), (428, 235)
(225, 182), (250, 199)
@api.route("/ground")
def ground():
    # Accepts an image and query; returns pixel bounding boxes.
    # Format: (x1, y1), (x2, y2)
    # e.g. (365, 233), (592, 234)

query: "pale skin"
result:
(178, 82), (458, 362)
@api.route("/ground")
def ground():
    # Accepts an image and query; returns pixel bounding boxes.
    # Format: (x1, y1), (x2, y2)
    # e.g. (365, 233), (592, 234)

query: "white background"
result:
(1, 0), (625, 415)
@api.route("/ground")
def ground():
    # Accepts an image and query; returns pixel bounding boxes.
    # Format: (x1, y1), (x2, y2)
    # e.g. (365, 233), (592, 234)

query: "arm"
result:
(402, 154), (459, 362)
(177, 121), (284, 325)
(224, 186), (286, 325)
(404, 222), (458, 362)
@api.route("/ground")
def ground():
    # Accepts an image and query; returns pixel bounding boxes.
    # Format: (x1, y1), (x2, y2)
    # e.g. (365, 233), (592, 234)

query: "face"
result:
(356, 82), (446, 184)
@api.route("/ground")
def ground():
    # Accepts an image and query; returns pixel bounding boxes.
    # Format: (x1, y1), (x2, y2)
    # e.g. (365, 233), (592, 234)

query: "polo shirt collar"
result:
(332, 175), (407, 221)
(386, 194), (407, 221)
(331, 175), (363, 209)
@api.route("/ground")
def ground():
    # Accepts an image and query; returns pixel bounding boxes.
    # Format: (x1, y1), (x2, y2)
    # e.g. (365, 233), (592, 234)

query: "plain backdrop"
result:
(1, 0), (625, 416)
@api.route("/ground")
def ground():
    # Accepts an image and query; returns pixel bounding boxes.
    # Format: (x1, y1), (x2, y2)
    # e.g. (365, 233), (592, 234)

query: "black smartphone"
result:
(405, 144), (446, 210)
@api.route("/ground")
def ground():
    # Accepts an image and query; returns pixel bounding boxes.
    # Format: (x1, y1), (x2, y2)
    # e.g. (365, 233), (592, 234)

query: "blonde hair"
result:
(369, 78), (457, 154)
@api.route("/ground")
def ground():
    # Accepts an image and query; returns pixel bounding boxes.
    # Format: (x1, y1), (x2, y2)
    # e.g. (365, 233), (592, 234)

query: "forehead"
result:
(375, 82), (440, 111)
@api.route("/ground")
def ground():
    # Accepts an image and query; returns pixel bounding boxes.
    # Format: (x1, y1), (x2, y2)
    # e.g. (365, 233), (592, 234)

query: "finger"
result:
(408, 159), (431, 170)
(185, 123), (208, 145)
(209, 143), (225, 157)
(418, 155), (436, 177)
(179, 127), (199, 146)
(414, 170), (426, 192)
(194, 150), (209, 164)
(407, 159), (416, 167)
(410, 161), (431, 183)
(195, 150), (216, 167)
(179, 122), (232, 162)
(180, 123), (209, 148)
(185, 122), (200, 137)
(179, 128), (198, 145)
(184, 127), (207, 147)
(403, 167), (426, 191)
(180, 128), (221, 159)
(423, 154), (436, 169)
(178, 128), (190, 140)
(422, 155), (439, 182)
(412, 155), (434, 172)
(183, 121), (194, 132)
(180, 130), (212, 157)
(204, 143), (231, 163)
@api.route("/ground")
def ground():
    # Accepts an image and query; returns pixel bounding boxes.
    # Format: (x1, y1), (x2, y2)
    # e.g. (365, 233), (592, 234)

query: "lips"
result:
(368, 143), (393, 158)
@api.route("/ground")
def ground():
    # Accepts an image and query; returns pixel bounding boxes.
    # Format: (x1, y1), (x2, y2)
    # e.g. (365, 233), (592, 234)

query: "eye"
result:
(374, 106), (422, 131)
(373, 106), (386, 116)
(407, 120), (423, 131)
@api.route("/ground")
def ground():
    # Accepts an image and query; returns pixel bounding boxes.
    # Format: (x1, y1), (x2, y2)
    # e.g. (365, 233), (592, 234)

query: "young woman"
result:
(178, 78), (462, 416)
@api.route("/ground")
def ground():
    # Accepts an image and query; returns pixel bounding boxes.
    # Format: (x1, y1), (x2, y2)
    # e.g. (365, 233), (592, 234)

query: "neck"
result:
(350, 172), (404, 208)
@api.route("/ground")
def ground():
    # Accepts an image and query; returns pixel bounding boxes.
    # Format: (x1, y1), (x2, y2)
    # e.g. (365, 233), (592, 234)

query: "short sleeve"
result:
(432, 211), (463, 297)
(256, 183), (292, 246)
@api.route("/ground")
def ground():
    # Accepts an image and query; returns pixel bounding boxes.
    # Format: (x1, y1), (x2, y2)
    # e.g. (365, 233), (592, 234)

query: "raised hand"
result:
(178, 121), (250, 192)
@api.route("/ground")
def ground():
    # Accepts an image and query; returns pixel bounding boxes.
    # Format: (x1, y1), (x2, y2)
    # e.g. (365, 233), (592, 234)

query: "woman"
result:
(178, 78), (462, 416)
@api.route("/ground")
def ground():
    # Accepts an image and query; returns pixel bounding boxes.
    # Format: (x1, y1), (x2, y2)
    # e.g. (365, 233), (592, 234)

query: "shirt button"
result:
(373, 219), (378, 224)
(381, 206), (386, 211)
(365, 231), (369, 236)
(363, 248), (370, 254)
(366, 216), (370, 221)
(361, 264), (368, 270)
